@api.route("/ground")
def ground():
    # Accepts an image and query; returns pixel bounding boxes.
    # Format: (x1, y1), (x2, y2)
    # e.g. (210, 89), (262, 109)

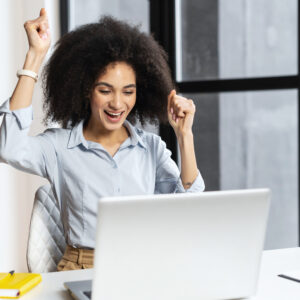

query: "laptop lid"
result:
(92, 188), (270, 300)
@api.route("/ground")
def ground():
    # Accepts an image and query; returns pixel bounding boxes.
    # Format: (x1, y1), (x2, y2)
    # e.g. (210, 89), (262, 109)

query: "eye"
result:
(99, 90), (110, 95)
(124, 91), (134, 95)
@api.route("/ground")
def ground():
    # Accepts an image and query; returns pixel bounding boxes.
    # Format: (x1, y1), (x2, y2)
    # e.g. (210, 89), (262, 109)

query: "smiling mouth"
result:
(104, 110), (124, 119)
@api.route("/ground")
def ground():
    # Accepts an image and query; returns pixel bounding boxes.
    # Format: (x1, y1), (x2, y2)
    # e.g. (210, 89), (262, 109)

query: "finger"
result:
(35, 8), (48, 22)
(171, 100), (184, 117)
(38, 23), (47, 34)
(28, 9), (48, 28)
(38, 22), (50, 40)
(171, 99), (187, 118)
(39, 29), (50, 40)
(40, 8), (46, 17)
(24, 21), (49, 39)
(174, 98), (195, 115)
(175, 107), (185, 118)
(37, 8), (49, 29)
(36, 19), (50, 38)
(167, 89), (176, 112)
(168, 89), (176, 100)
(24, 7), (48, 27)
(34, 8), (49, 31)
(168, 90), (178, 117)
(24, 18), (48, 33)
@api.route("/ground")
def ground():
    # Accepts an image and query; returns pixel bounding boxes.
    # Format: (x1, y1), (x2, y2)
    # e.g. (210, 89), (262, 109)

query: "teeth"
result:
(106, 111), (122, 116)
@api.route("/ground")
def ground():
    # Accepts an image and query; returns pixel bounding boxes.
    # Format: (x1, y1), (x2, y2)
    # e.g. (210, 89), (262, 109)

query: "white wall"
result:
(0, 0), (60, 272)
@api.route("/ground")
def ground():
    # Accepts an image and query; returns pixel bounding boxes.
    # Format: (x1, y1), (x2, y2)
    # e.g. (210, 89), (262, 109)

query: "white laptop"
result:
(64, 188), (270, 300)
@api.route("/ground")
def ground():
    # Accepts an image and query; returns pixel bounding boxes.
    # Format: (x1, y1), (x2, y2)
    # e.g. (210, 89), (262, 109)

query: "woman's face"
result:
(89, 61), (136, 132)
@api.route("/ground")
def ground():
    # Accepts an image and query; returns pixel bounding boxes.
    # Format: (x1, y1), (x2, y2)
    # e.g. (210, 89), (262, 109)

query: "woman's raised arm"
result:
(0, 8), (56, 180)
(10, 8), (51, 111)
(168, 89), (200, 190)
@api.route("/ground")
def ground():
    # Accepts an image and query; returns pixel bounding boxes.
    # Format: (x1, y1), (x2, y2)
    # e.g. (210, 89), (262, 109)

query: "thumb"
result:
(168, 89), (176, 100)
(40, 8), (47, 17)
(167, 89), (176, 111)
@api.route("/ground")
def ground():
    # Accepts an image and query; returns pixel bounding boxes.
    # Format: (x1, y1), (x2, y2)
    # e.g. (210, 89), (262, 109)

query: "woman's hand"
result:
(168, 89), (196, 138)
(24, 8), (51, 57)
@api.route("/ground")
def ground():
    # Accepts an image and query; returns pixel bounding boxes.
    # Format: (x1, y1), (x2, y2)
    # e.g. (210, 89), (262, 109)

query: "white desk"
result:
(251, 247), (300, 299)
(21, 248), (300, 300)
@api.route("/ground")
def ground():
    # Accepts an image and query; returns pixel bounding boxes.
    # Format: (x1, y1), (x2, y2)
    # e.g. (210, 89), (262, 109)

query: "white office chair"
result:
(27, 184), (67, 273)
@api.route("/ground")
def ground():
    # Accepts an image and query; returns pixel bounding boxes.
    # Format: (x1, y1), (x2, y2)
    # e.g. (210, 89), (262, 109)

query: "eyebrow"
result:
(94, 82), (136, 89)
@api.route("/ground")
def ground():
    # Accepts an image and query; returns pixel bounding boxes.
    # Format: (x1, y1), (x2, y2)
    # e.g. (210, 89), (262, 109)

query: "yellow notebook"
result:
(0, 273), (42, 298)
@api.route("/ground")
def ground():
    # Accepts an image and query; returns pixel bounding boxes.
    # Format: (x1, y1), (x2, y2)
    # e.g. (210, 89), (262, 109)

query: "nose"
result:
(109, 92), (122, 110)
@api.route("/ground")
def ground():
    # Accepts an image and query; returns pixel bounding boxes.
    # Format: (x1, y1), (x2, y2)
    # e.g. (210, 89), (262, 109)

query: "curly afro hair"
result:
(42, 16), (174, 128)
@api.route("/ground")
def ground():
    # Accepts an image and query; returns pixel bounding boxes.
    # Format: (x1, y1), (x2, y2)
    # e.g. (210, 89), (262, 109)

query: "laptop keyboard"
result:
(83, 290), (92, 299)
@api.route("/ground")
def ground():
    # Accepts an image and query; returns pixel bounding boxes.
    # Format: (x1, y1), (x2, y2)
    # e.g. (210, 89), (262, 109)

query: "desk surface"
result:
(21, 247), (300, 300)
(251, 247), (300, 299)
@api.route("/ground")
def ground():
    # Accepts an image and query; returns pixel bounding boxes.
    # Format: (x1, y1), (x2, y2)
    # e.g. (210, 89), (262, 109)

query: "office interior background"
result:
(0, 0), (298, 272)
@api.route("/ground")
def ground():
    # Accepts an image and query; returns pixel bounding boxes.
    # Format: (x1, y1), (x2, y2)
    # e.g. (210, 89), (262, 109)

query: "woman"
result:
(0, 8), (204, 271)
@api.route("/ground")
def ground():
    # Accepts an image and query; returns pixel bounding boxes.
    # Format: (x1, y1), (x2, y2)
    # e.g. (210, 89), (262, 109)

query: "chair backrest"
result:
(27, 184), (66, 273)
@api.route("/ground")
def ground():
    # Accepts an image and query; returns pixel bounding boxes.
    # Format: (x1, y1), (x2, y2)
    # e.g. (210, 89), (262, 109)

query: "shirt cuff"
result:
(175, 170), (205, 193)
(0, 98), (33, 129)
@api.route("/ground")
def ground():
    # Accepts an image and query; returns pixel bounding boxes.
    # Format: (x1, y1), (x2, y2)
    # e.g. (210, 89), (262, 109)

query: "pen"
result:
(0, 270), (15, 282)
(278, 274), (300, 283)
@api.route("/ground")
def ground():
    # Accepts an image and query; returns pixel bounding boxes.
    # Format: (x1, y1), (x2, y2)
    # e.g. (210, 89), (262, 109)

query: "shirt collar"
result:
(67, 120), (147, 150)
(67, 120), (88, 149)
(123, 120), (147, 150)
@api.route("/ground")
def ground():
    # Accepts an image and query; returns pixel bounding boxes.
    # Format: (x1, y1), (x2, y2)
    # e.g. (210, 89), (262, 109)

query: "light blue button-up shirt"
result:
(0, 99), (205, 248)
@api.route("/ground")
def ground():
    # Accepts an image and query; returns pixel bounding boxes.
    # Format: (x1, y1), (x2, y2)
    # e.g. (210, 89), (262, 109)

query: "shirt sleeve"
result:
(0, 98), (57, 181)
(154, 136), (205, 194)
